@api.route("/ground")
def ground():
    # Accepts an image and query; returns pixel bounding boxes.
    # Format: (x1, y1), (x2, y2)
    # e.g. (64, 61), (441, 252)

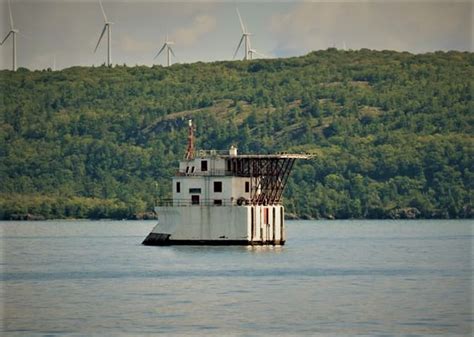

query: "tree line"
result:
(0, 48), (472, 219)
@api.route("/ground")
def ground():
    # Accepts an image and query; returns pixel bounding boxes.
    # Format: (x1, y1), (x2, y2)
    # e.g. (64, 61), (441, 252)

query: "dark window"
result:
(176, 182), (181, 193)
(245, 181), (250, 193)
(264, 207), (269, 224)
(185, 167), (189, 173)
(191, 195), (200, 205)
(191, 166), (195, 173)
(201, 160), (208, 172)
(189, 188), (201, 194)
(214, 199), (222, 206)
(214, 181), (222, 193)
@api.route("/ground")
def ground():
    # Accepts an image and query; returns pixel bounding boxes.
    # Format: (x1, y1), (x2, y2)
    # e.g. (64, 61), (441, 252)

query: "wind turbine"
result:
(94, 0), (113, 66)
(154, 35), (176, 67)
(248, 48), (267, 60)
(1, 0), (19, 71)
(233, 8), (251, 60)
(233, 8), (265, 61)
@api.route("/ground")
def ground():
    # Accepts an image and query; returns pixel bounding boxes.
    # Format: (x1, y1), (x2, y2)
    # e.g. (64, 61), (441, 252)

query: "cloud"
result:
(270, 2), (472, 55)
(172, 14), (217, 46)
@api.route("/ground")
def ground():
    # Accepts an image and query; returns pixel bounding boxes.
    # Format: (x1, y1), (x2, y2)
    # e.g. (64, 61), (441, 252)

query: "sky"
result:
(0, 0), (472, 70)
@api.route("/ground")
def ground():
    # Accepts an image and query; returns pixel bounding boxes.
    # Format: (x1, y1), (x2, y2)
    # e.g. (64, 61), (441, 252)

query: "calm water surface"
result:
(1, 220), (472, 336)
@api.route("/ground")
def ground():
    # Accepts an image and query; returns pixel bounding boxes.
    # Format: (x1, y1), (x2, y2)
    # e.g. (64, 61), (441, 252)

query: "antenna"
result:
(185, 120), (195, 160)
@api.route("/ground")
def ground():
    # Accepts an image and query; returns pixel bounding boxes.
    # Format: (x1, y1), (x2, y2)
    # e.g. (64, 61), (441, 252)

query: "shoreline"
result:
(1, 213), (471, 221)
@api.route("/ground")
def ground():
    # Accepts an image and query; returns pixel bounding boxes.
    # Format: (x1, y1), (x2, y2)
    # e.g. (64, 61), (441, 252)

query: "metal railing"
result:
(155, 198), (282, 207)
(176, 169), (232, 177)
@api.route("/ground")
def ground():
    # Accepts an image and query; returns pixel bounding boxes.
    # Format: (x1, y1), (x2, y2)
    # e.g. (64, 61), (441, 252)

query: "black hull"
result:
(142, 232), (285, 246)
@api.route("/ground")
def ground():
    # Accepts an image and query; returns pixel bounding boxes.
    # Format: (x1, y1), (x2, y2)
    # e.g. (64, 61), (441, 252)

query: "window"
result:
(264, 208), (269, 225)
(214, 181), (222, 193)
(191, 166), (195, 173)
(189, 188), (201, 194)
(185, 166), (189, 173)
(176, 182), (181, 193)
(201, 160), (208, 172)
(191, 195), (200, 205)
(214, 199), (222, 206)
(245, 181), (250, 193)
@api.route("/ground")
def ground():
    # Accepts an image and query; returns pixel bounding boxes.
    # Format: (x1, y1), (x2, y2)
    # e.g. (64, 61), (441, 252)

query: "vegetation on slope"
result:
(0, 49), (472, 219)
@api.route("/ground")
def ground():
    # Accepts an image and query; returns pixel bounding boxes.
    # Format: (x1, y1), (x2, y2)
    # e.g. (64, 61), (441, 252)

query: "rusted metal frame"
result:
(249, 158), (255, 202)
(274, 158), (288, 202)
(246, 158), (259, 204)
(258, 159), (271, 204)
(239, 158), (290, 205)
(260, 158), (278, 204)
(254, 159), (264, 204)
(279, 158), (295, 201)
(259, 159), (274, 204)
(253, 159), (265, 204)
(269, 158), (288, 203)
(268, 158), (288, 203)
(257, 159), (266, 204)
(251, 159), (260, 204)
(276, 158), (296, 202)
(266, 158), (280, 204)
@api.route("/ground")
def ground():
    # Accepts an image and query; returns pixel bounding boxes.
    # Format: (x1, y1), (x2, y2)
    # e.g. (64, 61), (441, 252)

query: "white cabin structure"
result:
(143, 121), (310, 246)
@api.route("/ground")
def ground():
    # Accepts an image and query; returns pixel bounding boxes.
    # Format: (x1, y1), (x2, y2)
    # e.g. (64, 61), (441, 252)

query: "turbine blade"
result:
(233, 35), (244, 59)
(169, 46), (176, 58)
(252, 49), (267, 58)
(154, 44), (167, 59)
(8, 0), (14, 29)
(99, 0), (108, 22)
(94, 25), (107, 53)
(236, 8), (245, 33)
(0, 31), (12, 45)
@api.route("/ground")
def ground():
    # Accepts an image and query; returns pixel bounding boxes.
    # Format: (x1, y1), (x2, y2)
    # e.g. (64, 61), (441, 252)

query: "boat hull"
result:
(142, 232), (285, 246)
(142, 205), (286, 246)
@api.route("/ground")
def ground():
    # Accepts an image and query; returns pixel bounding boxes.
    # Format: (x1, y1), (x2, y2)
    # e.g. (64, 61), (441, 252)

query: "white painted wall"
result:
(178, 157), (226, 175)
(152, 204), (285, 244)
(153, 205), (249, 240)
(172, 176), (251, 205)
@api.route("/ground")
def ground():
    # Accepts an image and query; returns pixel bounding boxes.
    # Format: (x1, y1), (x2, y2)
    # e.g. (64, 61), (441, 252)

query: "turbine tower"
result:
(154, 35), (176, 67)
(1, 0), (19, 71)
(233, 8), (251, 60)
(94, 0), (113, 66)
(233, 8), (265, 61)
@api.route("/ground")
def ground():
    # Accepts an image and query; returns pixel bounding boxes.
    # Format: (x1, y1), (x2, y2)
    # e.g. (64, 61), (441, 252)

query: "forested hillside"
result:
(0, 49), (472, 219)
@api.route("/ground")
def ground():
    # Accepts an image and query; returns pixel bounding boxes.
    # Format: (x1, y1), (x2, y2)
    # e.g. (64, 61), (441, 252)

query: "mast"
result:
(185, 119), (194, 160)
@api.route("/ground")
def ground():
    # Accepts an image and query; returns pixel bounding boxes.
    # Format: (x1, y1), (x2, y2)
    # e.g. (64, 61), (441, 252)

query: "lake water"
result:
(1, 220), (472, 336)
